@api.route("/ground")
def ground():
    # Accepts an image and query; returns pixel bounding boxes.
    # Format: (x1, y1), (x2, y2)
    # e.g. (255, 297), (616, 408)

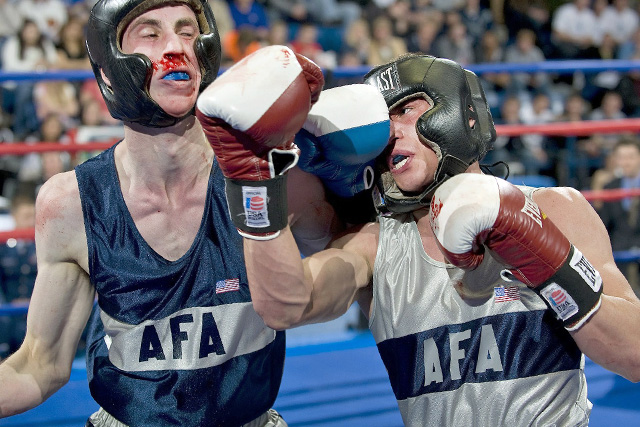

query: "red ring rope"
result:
(0, 118), (636, 244)
(0, 118), (636, 156)
(494, 118), (640, 136)
(0, 188), (635, 243)
(0, 141), (116, 155)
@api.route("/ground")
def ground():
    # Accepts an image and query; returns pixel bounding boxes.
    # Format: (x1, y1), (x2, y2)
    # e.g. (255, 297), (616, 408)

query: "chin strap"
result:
(480, 161), (510, 180)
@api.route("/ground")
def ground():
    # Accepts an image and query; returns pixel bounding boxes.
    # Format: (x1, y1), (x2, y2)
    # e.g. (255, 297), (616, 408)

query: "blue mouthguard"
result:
(163, 72), (190, 81)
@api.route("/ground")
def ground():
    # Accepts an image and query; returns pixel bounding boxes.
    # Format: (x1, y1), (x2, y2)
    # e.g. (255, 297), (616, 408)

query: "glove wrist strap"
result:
(535, 246), (603, 331)
(225, 175), (288, 240)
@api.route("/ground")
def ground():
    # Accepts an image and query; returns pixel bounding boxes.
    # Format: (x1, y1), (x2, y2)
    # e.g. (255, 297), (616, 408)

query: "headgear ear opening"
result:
(86, 0), (222, 128)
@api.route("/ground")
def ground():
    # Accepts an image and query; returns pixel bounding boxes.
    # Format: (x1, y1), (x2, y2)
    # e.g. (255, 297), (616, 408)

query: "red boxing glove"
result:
(196, 45), (324, 239)
(429, 173), (603, 330)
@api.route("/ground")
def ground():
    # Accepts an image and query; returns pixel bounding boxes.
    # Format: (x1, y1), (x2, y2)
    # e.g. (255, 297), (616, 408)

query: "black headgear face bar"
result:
(86, 0), (221, 128)
(364, 54), (496, 214)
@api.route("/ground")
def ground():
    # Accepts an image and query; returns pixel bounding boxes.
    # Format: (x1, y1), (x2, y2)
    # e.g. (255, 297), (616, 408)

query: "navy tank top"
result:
(76, 145), (285, 426)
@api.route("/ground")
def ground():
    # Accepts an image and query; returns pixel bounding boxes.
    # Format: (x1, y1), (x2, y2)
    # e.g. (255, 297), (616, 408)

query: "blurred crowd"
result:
(1, 0), (640, 358)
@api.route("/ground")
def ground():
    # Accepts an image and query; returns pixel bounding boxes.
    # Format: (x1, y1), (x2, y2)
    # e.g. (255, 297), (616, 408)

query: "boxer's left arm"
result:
(534, 187), (640, 382)
(431, 174), (640, 382)
(0, 173), (95, 416)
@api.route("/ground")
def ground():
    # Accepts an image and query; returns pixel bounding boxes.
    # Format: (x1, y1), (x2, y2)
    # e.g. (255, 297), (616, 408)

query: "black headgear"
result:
(86, 0), (221, 128)
(364, 54), (496, 213)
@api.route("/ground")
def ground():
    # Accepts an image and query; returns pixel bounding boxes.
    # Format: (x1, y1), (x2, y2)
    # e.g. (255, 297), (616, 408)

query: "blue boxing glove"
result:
(295, 84), (390, 223)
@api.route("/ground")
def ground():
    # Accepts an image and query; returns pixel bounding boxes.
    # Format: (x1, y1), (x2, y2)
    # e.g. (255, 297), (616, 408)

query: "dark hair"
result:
(614, 135), (640, 153)
(18, 19), (46, 61)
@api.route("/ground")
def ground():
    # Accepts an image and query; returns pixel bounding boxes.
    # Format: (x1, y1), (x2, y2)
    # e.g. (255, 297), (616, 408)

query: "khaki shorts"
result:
(86, 407), (288, 427)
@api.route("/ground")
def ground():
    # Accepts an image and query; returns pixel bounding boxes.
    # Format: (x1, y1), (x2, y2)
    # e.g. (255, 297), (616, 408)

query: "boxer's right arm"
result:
(0, 174), (95, 417)
(244, 220), (377, 330)
(196, 45), (324, 241)
(242, 85), (388, 328)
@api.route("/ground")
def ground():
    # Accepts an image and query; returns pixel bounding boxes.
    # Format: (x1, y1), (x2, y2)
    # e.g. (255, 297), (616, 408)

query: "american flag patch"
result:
(494, 286), (520, 303)
(215, 278), (240, 294)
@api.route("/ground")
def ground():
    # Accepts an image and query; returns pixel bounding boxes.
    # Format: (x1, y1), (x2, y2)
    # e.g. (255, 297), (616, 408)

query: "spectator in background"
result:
(18, 113), (70, 192)
(74, 97), (124, 166)
(433, 18), (475, 65)
(222, 26), (262, 64)
(608, 0), (639, 46)
(408, 0), (444, 29)
(16, 0), (68, 43)
(0, 0), (23, 46)
(382, 0), (413, 42)
(590, 147), (620, 210)
(1, 19), (58, 73)
(304, 0), (361, 33)
(342, 18), (371, 65)
(494, 0), (552, 54)
(503, 28), (551, 96)
(54, 15), (90, 70)
(489, 92), (551, 177)
(592, 0), (618, 48)
(1, 19), (58, 139)
(290, 23), (323, 61)
(265, 0), (308, 25)
(550, 0), (599, 59)
(551, 91), (592, 187)
(519, 91), (555, 176)
(228, 0), (270, 41)
(585, 32), (623, 105)
(266, 19), (290, 48)
(0, 189), (37, 299)
(33, 80), (80, 129)
(474, 28), (510, 108)
(0, 187), (37, 360)
(573, 90), (628, 188)
(0, 102), (18, 199)
(483, 95), (527, 175)
(78, 79), (119, 127)
(475, 28), (506, 68)
(208, 0), (234, 44)
(290, 22), (336, 68)
(589, 90), (627, 152)
(556, 91), (592, 123)
(332, 48), (365, 86)
(406, 15), (441, 55)
(618, 26), (640, 59)
(460, 0), (494, 46)
(367, 15), (407, 66)
(616, 51), (640, 117)
(430, 0), (465, 12)
(597, 136), (640, 295)
(66, 0), (93, 23)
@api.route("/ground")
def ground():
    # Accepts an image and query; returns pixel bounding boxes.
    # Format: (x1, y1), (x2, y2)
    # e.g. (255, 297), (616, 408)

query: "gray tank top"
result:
(371, 187), (591, 426)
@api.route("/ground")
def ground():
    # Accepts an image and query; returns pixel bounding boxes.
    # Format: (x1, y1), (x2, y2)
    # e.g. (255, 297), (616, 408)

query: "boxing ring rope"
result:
(1, 58), (640, 83)
(1, 61), (640, 317)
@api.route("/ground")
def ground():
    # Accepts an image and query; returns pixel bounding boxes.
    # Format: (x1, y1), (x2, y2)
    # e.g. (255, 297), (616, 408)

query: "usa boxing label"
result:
(540, 283), (579, 321)
(242, 186), (270, 228)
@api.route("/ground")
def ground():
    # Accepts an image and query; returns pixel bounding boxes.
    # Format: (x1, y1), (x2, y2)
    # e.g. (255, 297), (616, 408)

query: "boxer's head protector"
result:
(86, 0), (221, 127)
(364, 54), (496, 213)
